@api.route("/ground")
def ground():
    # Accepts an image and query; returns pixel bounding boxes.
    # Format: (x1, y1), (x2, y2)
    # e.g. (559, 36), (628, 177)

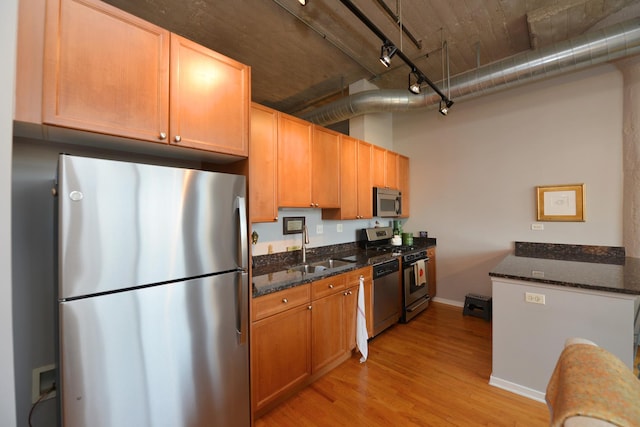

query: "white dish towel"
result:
(356, 275), (369, 363)
(414, 259), (427, 287)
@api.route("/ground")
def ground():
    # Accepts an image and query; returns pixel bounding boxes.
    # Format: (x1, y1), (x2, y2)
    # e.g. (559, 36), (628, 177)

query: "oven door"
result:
(403, 260), (429, 307)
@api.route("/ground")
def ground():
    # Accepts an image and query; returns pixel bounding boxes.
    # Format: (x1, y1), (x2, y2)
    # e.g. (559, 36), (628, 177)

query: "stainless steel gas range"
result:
(360, 227), (430, 334)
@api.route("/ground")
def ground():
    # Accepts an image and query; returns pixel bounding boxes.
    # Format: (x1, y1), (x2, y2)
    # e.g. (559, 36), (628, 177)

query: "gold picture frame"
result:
(536, 184), (585, 222)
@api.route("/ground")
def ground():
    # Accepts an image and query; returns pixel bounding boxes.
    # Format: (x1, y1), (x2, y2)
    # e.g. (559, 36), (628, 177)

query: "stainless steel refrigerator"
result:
(56, 154), (250, 427)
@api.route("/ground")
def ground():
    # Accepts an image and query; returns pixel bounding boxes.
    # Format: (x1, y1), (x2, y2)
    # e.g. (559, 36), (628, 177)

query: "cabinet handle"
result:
(174, 135), (182, 143)
(310, 203), (314, 207)
(308, 305), (312, 310)
(159, 132), (167, 140)
(348, 290), (353, 295)
(315, 203), (319, 207)
(344, 291), (348, 296)
(282, 298), (288, 303)
(328, 284), (334, 289)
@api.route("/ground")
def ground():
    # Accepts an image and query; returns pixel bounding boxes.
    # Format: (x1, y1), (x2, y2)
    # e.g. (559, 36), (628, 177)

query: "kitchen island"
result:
(488, 242), (640, 402)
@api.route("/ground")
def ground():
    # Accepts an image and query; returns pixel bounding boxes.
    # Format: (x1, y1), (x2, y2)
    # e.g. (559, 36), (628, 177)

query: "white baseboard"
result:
(432, 297), (464, 307)
(489, 375), (546, 403)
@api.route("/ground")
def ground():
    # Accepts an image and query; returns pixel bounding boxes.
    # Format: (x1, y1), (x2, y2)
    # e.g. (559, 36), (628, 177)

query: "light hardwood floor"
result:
(254, 302), (550, 426)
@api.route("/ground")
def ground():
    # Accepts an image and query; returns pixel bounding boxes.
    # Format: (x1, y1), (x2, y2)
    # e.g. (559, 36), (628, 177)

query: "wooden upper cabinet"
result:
(357, 141), (373, 219)
(40, 0), (249, 156)
(15, 0), (46, 123)
(250, 103), (278, 223)
(169, 34), (249, 156)
(324, 135), (357, 219)
(311, 126), (340, 208)
(398, 154), (410, 218)
(277, 113), (312, 207)
(371, 145), (386, 188)
(323, 136), (372, 220)
(43, 0), (170, 142)
(385, 151), (399, 190)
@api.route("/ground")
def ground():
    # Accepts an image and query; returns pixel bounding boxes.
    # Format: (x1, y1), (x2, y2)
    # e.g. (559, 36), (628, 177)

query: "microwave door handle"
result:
(395, 197), (401, 215)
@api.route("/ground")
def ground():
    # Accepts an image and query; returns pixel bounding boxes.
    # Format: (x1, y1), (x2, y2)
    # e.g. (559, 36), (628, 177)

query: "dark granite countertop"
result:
(252, 237), (436, 298)
(489, 253), (640, 296)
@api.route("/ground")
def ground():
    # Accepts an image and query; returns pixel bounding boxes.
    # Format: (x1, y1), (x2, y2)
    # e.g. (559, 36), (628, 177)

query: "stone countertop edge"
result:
(252, 238), (436, 298)
(489, 254), (640, 296)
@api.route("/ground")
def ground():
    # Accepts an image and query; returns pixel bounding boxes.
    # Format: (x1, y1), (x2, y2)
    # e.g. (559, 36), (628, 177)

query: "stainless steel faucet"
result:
(302, 225), (309, 263)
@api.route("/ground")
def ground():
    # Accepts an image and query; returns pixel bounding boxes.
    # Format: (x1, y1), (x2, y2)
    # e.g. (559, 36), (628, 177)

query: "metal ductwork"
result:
(301, 18), (640, 126)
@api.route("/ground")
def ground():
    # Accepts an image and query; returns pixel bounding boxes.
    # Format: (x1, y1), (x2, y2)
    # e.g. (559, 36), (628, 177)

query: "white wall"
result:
(394, 64), (624, 304)
(2, 0), (18, 425)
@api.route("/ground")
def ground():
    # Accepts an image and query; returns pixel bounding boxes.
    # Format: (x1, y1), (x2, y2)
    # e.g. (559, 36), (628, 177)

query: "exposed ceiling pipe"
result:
(300, 18), (640, 126)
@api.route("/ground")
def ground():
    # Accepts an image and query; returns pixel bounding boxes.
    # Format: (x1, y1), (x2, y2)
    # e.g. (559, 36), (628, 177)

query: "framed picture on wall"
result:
(536, 184), (585, 222)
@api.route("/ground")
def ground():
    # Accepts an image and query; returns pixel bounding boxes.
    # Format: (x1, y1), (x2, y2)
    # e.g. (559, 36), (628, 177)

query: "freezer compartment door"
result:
(59, 273), (250, 427)
(58, 154), (247, 299)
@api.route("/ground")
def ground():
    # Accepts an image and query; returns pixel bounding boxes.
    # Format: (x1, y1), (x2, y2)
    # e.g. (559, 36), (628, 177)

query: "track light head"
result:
(439, 98), (454, 116)
(408, 70), (424, 94)
(379, 42), (397, 68)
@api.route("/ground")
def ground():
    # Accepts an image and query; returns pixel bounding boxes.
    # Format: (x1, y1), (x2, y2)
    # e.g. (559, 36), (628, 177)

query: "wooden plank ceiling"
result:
(102, 0), (640, 116)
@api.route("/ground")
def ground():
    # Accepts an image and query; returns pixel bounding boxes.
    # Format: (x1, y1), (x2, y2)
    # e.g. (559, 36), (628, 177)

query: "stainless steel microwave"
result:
(373, 187), (402, 217)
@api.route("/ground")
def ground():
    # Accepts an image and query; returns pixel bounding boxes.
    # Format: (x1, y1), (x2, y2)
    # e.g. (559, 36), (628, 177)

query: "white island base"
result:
(489, 277), (639, 402)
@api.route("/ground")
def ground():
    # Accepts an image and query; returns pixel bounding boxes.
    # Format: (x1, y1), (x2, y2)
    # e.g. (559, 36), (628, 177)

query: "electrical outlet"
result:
(531, 223), (544, 231)
(336, 223), (343, 233)
(32, 364), (56, 403)
(316, 224), (323, 234)
(525, 292), (545, 304)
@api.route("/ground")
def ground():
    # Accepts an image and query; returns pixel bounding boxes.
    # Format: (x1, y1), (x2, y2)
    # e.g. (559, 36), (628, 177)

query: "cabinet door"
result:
(311, 126), (341, 208)
(321, 135), (364, 220)
(338, 135), (358, 218)
(386, 151), (399, 190)
(43, 0), (170, 142)
(169, 34), (249, 156)
(16, 0), (46, 123)
(427, 247), (436, 298)
(344, 286), (358, 351)
(398, 154), (410, 218)
(345, 267), (373, 343)
(251, 304), (311, 412)
(250, 104), (278, 222)
(371, 145), (386, 188)
(311, 292), (346, 373)
(357, 141), (373, 219)
(277, 113), (312, 207)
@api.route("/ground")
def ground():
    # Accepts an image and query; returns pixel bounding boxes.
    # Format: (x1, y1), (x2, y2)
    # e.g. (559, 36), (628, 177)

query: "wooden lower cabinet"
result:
(251, 266), (373, 418)
(427, 246), (437, 298)
(251, 302), (311, 413)
(311, 291), (346, 372)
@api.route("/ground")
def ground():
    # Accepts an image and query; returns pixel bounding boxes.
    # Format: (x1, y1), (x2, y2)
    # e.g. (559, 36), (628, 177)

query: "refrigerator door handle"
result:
(237, 272), (248, 343)
(236, 196), (248, 271)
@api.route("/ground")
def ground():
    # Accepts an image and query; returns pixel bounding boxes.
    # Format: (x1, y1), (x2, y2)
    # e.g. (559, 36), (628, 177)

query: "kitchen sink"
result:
(288, 258), (355, 274)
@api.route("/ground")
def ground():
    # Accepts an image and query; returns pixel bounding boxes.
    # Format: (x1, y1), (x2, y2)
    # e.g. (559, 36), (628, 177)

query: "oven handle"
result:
(406, 297), (430, 312)
(403, 256), (430, 268)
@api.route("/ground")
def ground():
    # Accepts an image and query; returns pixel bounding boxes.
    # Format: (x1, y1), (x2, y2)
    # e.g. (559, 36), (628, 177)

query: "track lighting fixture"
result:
(439, 98), (454, 116)
(379, 41), (397, 68)
(408, 69), (424, 94)
(298, 0), (455, 115)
